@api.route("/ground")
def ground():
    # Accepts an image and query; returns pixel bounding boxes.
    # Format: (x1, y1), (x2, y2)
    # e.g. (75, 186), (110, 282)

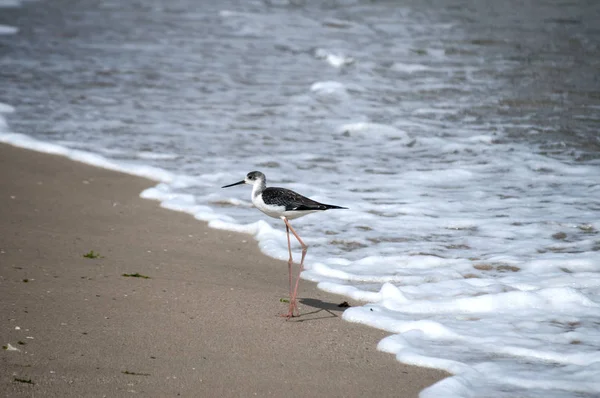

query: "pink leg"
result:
(281, 218), (308, 318)
(286, 224), (293, 298)
(280, 222), (296, 318)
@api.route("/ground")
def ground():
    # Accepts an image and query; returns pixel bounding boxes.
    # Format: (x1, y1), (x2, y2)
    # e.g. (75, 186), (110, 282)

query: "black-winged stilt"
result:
(222, 171), (347, 318)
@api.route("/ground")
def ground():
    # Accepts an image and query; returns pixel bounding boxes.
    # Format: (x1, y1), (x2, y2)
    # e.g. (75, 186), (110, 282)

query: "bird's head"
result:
(222, 171), (266, 188)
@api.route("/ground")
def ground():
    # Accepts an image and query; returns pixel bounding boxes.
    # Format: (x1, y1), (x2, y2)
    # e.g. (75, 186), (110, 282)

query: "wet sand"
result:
(0, 143), (448, 397)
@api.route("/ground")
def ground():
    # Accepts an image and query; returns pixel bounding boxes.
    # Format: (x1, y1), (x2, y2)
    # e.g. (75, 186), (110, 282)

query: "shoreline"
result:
(0, 142), (448, 397)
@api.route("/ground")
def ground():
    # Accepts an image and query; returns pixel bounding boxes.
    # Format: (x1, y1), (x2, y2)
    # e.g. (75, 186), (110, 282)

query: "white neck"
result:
(251, 178), (266, 199)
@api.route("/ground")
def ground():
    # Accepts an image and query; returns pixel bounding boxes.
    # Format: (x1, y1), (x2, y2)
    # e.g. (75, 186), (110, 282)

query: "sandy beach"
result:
(0, 143), (447, 397)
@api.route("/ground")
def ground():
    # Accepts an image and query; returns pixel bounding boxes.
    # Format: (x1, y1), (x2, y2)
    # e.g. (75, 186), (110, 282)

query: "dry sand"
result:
(0, 143), (448, 397)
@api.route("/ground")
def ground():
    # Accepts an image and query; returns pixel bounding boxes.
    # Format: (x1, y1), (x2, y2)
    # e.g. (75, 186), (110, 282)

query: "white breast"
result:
(252, 193), (286, 219)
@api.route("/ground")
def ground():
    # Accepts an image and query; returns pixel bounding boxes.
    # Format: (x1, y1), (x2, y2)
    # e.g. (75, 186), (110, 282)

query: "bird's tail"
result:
(323, 204), (348, 210)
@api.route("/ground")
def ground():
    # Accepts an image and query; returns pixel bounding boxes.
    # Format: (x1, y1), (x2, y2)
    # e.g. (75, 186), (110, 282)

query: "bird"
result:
(222, 171), (347, 318)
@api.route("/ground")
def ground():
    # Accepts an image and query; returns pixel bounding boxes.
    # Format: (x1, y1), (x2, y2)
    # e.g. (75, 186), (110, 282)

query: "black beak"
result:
(222, 180), (245, 188)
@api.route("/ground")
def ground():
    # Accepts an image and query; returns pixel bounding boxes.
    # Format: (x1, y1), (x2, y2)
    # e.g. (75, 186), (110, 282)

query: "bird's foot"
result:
(279, 299), (299, 319)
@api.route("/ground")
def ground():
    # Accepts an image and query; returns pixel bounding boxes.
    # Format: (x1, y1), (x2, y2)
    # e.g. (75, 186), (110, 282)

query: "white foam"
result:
(0, 0), (21, 7)
(0, 24), (18, 35)
(314, 48), (355, 68)
(136, 151), (180, 160)
(337, 122), (411, 142)
(0, 103), (15, 113)
(391, 63), (431, 73)
(310, 81), (349, 101)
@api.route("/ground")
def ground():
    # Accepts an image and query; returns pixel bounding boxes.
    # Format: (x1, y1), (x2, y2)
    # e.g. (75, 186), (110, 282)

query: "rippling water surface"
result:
(1, 0), (600, 396)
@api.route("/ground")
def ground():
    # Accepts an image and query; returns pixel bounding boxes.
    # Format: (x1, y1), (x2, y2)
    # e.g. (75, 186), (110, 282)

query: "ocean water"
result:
(1, 0), (600, 396)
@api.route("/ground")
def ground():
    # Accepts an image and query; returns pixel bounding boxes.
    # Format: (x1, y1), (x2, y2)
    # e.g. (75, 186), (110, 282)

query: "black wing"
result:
(262, 187), (346, 211)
